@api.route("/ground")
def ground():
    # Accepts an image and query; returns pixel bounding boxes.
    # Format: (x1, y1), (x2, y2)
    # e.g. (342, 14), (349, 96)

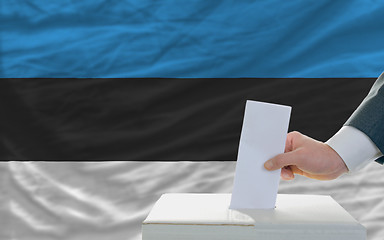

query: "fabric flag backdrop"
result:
(1, 0), (384, 160)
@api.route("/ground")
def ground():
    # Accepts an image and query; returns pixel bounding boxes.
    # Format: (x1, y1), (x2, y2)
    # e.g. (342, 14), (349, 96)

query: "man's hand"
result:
(264, 131), (349, 180)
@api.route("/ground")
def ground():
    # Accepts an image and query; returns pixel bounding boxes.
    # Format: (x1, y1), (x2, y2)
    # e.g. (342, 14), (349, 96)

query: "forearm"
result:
(344, 72), (384, 164)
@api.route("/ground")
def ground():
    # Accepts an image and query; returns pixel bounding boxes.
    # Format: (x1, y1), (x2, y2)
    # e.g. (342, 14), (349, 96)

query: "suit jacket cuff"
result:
(344, 72), (384, 162)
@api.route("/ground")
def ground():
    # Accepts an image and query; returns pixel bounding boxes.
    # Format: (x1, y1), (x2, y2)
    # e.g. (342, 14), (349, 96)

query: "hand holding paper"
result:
(264, 131), (349, 180)
(230, 100), (291, 209)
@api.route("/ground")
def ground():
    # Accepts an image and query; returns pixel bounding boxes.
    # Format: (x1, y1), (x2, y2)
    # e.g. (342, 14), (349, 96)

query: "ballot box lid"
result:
(143, 193), (362, 227)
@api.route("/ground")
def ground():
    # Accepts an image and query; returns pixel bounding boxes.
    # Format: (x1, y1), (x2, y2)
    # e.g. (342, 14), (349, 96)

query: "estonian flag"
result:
(1, 1), (383, 160)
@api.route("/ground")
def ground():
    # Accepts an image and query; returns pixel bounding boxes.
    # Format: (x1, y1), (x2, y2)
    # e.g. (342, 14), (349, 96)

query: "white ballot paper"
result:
(230, 100), (291, 209)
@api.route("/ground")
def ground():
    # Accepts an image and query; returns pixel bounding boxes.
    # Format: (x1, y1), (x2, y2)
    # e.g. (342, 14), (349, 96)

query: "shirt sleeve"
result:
(326, 126), (383, 172)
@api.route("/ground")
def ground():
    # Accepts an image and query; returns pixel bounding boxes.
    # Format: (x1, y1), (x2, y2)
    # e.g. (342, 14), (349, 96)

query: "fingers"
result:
(284, 133), (294, 152)
(284, 131), (302, 153)
(281, 166), (294, 180)
(264, 150), (303, 171)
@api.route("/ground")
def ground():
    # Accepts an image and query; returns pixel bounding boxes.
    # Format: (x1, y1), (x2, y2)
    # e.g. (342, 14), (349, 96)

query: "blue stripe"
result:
(1, 0), (384, 78)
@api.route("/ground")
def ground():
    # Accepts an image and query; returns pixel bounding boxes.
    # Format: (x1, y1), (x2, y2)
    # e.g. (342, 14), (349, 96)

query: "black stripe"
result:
(0, 78), (375, 160)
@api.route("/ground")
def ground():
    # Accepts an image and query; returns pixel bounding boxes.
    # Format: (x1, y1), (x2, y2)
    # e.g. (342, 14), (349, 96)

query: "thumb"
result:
(264, 150), (302, 171)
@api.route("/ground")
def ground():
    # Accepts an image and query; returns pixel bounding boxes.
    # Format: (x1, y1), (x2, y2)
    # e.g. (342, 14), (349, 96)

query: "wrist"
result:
(324, 143), (349, 177)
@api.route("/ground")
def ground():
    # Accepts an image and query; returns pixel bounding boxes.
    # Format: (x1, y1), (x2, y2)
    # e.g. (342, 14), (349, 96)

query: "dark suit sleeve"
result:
(345, 72), (384, 164)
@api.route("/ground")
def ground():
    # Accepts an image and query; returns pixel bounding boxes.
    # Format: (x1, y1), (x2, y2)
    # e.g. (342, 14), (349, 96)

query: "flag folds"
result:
(1, 0), (384, 78)
(1, 1), (383, 159)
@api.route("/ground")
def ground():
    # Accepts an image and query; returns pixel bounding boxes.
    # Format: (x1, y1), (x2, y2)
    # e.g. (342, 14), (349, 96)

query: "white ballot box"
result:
(142, 193), (366, 240)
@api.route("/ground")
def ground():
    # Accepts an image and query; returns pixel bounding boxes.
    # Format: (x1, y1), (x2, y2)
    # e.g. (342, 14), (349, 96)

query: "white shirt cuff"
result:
(326, 126), (383, 172)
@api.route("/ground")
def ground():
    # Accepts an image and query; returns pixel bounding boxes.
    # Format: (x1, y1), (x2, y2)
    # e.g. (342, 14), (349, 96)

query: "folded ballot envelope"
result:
(142, 193), (366, 240)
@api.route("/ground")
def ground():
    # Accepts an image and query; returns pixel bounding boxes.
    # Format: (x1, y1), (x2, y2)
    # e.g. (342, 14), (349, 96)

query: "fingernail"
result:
(264, 161), (273, 170)
(282, 171), (293, 180)
(282, 171), (290, 179)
